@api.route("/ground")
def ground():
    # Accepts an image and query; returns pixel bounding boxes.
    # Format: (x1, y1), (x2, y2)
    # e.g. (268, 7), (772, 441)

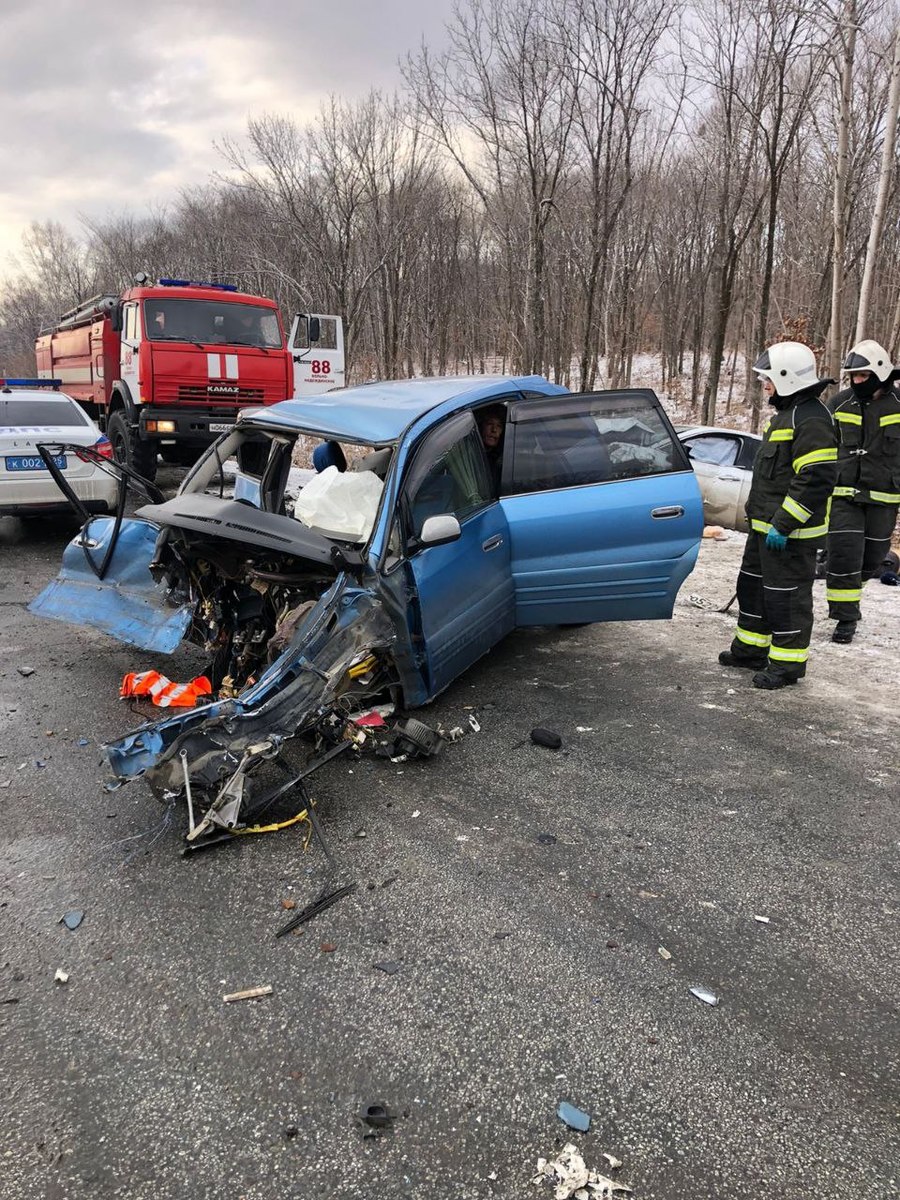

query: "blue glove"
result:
(765, 527), (789, 552)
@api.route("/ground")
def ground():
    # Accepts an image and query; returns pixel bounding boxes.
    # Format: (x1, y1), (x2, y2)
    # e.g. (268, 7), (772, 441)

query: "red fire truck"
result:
(35, 276), (344, 480)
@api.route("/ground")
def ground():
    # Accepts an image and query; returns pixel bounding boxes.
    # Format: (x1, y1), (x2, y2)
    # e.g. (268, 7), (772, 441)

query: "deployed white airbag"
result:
(292, 465), (383, 541)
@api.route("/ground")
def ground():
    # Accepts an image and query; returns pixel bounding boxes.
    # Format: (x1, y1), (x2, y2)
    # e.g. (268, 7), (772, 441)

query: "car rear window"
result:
(0, 398), (87, 427)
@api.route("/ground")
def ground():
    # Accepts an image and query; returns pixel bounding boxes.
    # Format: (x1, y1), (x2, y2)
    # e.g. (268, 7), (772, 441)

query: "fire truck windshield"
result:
(141, 299), (283, 349)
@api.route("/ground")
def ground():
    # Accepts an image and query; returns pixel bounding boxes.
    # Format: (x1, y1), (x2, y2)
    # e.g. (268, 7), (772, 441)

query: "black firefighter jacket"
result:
(746, 389), (838, 540)
(830, 386), (900, 505)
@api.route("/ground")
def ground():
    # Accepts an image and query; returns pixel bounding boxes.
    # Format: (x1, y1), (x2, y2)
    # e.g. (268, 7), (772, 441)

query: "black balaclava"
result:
(850, 373), (882, 401)
(769, 379), (832, 411)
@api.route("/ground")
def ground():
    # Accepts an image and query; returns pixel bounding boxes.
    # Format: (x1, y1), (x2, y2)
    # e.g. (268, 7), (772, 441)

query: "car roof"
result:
(245, 375), (561, 443)
(678, 424), (760, 440)
(0, 389), (79, 403)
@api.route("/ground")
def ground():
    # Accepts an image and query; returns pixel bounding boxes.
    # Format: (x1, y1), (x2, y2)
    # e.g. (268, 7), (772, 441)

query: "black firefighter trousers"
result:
(730, 532), (819, 678)
(826, 497), (898, 622)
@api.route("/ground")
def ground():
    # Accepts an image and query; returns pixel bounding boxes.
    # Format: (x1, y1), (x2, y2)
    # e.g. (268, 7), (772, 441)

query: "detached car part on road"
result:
(30, 375), (703, 842)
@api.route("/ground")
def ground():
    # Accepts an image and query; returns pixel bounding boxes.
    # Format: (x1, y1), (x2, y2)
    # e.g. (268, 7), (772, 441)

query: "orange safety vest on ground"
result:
(120, 670), (212, 708)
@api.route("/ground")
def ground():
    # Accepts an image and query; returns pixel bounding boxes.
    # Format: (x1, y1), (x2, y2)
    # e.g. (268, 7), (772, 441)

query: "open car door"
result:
(499, 389), (703, 626)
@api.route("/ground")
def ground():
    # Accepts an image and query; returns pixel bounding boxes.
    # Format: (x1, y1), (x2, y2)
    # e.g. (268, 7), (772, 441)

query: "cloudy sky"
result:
(0, 0), (454, 267)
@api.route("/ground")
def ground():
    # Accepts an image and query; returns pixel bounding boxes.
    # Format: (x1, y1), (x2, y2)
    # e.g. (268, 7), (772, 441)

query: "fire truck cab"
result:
(36, 277), (344, 481)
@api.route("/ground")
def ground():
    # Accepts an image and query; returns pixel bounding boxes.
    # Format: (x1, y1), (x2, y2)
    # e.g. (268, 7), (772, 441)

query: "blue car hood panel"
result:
(28, 517), (192, 654)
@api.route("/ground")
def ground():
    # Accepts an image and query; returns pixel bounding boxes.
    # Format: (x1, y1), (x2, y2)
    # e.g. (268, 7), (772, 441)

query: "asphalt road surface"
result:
(1, 492), (897, 1200)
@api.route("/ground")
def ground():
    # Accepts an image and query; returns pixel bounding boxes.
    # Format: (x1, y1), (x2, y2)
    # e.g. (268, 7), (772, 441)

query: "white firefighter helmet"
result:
(753, 341), (818, 397)
(843, 339), (893, 383)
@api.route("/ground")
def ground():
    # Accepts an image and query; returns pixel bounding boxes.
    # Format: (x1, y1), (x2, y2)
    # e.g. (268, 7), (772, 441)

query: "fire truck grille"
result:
(177, 386), (266, 403)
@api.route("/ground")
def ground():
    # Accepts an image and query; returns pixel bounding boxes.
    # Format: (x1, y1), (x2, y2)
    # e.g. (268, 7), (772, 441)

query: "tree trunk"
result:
(856, 26), (900, 341)
(829, 0), (858, 376)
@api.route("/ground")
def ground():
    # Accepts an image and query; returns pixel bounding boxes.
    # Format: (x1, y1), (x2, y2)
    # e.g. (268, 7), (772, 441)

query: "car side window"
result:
(684, 434), (740, 467)
(737, 437), (760, 470)
(504, 392), (679, 496)
(404, 413), (493, 540)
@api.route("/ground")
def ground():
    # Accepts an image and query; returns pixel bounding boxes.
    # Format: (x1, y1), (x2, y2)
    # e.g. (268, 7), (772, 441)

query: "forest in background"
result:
(1, 0), (898, 430)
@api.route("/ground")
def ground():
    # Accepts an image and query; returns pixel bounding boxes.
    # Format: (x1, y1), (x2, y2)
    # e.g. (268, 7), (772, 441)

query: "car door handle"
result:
(482, 534), (504, 551)
(718, 473), (741, 481)
(651, 506), (684, 519)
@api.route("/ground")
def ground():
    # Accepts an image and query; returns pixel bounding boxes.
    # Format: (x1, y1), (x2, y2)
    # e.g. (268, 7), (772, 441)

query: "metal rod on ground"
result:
(180, 750), (195, 833)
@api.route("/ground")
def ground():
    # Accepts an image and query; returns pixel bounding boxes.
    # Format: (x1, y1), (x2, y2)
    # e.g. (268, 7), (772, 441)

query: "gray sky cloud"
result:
(0, 0), (453, 265)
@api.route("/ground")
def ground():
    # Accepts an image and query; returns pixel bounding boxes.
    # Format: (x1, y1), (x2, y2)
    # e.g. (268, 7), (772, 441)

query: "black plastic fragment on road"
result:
(530, 727), (562, 750)
(373, 961), (401, 975)
(537, 833), (558, 845)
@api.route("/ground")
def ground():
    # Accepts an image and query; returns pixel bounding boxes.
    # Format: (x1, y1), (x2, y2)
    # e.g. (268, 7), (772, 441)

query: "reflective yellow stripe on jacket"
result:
(781, 496), (811, 523)
(879, 413), (900, 427)
(768, 428), (794, 442)
(835, 411), (862, 425)
(750, 518), (828, 540)
(792, 447), (838, 473)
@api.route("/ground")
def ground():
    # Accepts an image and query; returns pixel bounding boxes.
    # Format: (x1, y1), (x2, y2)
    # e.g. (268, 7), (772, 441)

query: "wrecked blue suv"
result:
(31, 375), (702, 835)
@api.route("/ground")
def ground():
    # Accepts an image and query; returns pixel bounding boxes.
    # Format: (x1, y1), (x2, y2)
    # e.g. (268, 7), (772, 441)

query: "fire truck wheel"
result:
(108, 412), (158, 482)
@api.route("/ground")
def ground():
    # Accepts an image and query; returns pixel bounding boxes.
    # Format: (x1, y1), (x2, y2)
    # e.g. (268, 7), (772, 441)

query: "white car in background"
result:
(0, 382), (118, 518)
(677, 425), (761, 533)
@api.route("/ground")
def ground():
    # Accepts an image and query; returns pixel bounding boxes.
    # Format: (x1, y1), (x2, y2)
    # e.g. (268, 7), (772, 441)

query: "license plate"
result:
(5, 454), (67, 472)
(208, 423), (232, 433)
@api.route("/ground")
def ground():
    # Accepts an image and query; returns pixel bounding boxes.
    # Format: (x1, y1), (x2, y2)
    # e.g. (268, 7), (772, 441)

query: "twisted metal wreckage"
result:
(28, 375), (703, 856)
(28, 432), (443, 853)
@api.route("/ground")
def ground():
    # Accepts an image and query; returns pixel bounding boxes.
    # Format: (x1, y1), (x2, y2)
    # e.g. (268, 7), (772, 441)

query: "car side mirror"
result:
(419, 513), (461, 548)
(110, 302), (123, 333)
(308, 316), (320, 344)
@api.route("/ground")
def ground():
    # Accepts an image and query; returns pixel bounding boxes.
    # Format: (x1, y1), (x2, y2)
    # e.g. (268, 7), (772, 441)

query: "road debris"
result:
(689, 986), (719, 1006)
(753, 914), (770, 924)
(602, 1154), (623, 1171)
(360, 1103), (394, 1137)
(702, 525), (728, 539)
(53, 969), (69, 985)
(557, 1100), (591, 1133)
(275, 883), (357, 938)
(468, 713), (481, 732)
(280, 899), (296, 910)
(658, 946), (672, 961)
(120, 669), (213, 708)
(17, 666), (35, 677)
(374, 961), (401, 975)
(637, 890), (659, 899)
(531, 727), (563, 750)
(319, 942), (337, 953)
(60, 910), (84, 930)
(222, 985), (272, 1003)
(532, 1143), (632, 1198)
(537, 833), (558, 845)
(446, 726), (465, 742)
(575, 726), (594, 733)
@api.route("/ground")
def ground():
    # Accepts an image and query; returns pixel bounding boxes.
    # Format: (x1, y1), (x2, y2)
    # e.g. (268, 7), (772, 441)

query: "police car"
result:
(0, 380), (118, 518)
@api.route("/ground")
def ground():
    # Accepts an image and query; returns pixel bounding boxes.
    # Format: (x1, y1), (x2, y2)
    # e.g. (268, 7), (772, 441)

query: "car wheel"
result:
(107, 412), (158, 482)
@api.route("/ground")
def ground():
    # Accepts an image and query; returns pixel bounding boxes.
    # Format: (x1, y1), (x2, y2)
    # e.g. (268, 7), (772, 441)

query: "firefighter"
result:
(826, 340), (900, 643)
(719, 341), (837, 689)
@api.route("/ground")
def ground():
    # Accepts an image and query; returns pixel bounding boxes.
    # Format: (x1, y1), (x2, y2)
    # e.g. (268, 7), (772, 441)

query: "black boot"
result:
(832, 621), (856, 644)
(752, 668), (801, 690)
(719, 650), (767, 670)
